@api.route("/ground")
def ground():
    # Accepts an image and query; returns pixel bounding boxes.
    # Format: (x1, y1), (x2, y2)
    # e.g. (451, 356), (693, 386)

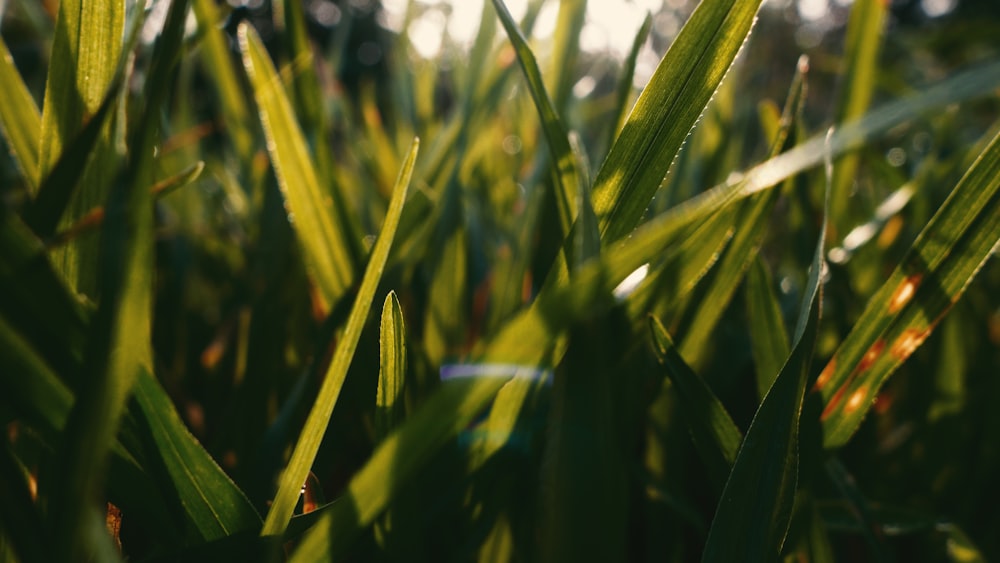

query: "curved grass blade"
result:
(261, 138), (418, 537)
(0, 36), (41, 191)
(545, 0), (587, 111)
(592, 0), (763, 244)
(492, 0), (582, 240)
(649, 316), (741, 490)
(818, 127), (1000, 448)
(1, 437), (50, 563)
(702, 154), (828, 562)
(376, 291), (407, 443)
(239, 22), (356, 308)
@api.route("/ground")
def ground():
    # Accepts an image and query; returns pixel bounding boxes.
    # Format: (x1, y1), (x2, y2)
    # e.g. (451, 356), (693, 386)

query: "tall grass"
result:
(1, 0), (998, 561)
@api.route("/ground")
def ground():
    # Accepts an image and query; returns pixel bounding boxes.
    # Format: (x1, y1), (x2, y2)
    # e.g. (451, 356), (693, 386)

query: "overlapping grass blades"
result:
(818, 125), (1000, 448)
(261, 138), (418, 537)
(0, 36), (40, 190)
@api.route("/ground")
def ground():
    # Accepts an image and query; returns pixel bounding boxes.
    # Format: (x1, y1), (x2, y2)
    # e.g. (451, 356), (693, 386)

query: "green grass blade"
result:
(0, 36), (41, 191)
(132, 370), (261, 539)
(261, 138), (418, 537)
(665, 60), (1000, 245)
(545, 0), (587, 111)
(492, 0), (581, 240)
(702, 162), (828, 562)
(239, 22), (356, 308)
(606, 13), (652, 152)
(24, 81), (119, 238)
(649, 316), (742, 489)
(592, 0), (762, 244)
(376, 291), (407, 443)
(192, 0), (254, 160)
(46, 1), (189, 557)
(745, 256), (791, 399)
(830, 0), (887, 237)
(37, 0), (125, 296)
(818, 127), (1000, 448)
(289, 375), (514, 562)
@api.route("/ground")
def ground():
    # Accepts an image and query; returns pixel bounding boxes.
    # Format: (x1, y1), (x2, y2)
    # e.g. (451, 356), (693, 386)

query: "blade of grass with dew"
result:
(702, 148), (828, 562)
(239, 22), (356, 309)
(261, 138), (418, 537)
(192, 0), (254, 160)
(492, 0), (581, 241)
(376, 291), (407, 443)
(37, 0), (124, 296)
(592, 0), (762, 244)
(649, 315), (742, 490)
(46, 1), (189, 557)
(817, 126), (1000, 448)
(606, 13), (652, 153)
(746, 256), (791, 399)
(829, 0), (887, 238)
(0, 36), (41, 191)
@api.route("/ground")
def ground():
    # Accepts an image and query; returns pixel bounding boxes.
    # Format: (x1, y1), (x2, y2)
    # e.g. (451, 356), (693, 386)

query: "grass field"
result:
(1, 0), (998, 561)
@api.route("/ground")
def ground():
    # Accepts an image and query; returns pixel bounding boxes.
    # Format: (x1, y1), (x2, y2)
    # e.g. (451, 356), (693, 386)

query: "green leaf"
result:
(492, 0), (582, 240)
(289, 375), (514, 562)
(239, 22), (356, 308)
(132, 370), (261, 539)
(606, 13), (652, 152)
(47, 1), (190, 557)
(38, 0), (125, 296)
(745, 256), (791, 399)
(0, 35), (41, 191)
(830, 0), (887, 237)
(648, 316), (742, 490)
(818, 126), (1000, 448)
(376, 291), (407, 443)
(592, 0), (763, 244)
(702, 159), (828, 562)
(261, 137), (418, 537)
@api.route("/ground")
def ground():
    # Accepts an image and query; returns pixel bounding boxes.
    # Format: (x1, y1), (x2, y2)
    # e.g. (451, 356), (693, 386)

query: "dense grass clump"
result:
(1, 0), (998, 561)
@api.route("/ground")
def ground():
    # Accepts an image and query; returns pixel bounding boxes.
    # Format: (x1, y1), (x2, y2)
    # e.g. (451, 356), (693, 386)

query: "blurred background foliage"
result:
(1, 0), (999, 560)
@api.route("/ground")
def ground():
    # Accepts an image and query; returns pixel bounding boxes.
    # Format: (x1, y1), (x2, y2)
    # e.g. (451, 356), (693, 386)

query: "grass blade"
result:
(132, 370), (262, 539)
(745, 256), (791, 399)
(376, 291), (407, 442)
(239, 22), (356, 309)
(702, 151), (828, 562)
(261, 138), (418, 537)
(606, 13), (652, 152)
(47, 1), (189, 558)
(817, 127), (1000, 448)
(649, 315), (742, 490)
(592, 0), (762, 244)
(37, 0), (125, 296)
(0, 36), (41, 191)
(492, 0), (582, 240)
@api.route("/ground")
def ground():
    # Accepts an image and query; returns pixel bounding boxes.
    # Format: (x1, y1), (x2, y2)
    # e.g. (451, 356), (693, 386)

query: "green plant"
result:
(1, 0), (998, 561)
